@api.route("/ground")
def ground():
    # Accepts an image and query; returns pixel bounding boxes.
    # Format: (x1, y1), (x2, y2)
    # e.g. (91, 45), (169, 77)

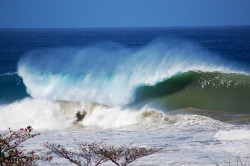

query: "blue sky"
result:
(0, 0), (250, 28)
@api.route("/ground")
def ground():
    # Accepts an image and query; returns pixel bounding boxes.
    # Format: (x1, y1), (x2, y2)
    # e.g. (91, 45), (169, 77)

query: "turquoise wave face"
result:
(132, 71), (250, 114)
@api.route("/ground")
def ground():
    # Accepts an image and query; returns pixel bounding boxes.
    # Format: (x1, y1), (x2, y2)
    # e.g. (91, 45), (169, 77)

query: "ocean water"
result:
(1, 27), (250, 165)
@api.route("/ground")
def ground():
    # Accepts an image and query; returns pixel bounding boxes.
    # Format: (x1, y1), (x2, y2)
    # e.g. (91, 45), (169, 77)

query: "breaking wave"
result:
(1, 39), (250, 130)
(17, 39), (248, 106)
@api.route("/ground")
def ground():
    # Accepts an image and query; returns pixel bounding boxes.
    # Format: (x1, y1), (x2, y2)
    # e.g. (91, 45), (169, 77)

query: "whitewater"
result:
(0, 27), (250, 165)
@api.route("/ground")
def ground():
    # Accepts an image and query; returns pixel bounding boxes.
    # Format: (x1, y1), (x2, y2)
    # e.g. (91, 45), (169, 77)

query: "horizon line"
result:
(1, 25), (250, 29)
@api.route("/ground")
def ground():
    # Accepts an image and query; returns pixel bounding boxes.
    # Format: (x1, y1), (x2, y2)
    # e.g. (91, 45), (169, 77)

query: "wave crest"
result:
(18, 39), (248, 106)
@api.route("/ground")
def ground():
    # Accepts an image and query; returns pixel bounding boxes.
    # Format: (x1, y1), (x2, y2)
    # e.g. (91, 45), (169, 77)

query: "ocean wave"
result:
(17, 39), (249, 106)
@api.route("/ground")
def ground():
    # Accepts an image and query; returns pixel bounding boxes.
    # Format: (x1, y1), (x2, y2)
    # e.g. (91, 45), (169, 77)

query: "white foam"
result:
(79, 104), (226, 130)
(214, 129), (250, 140)
(0, 99), (161, 131)
(82, 106), (141, 129)
(0, 98), (72, 131)
(0, 97), (230, 131)
(0, 99), (161, 130)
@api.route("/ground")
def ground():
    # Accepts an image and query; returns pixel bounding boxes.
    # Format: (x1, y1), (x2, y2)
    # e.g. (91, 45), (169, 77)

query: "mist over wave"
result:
(18, 39), (247, 106)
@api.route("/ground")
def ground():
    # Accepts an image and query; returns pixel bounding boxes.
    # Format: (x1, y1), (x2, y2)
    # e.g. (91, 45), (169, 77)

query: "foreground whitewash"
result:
(21, 116), (250, 165)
